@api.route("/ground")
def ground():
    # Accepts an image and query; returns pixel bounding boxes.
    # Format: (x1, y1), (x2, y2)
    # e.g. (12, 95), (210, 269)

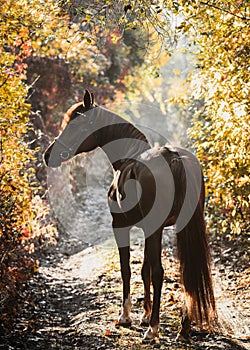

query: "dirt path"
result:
(1, 231), (249, 350)
(213, 256), (250, 350)
(214, 273), (250, 350)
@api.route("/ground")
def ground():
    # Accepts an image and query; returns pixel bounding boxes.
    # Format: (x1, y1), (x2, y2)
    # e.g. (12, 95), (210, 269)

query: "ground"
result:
(1, 229), (249, 350)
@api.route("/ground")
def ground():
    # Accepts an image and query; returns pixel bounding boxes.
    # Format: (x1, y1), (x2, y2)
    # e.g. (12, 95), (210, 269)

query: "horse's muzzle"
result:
(43, 144), (61, 168)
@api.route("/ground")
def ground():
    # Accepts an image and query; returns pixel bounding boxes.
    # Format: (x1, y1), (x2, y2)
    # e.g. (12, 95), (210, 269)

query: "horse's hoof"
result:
(115, 321), (132, 328)
(140, 315), (150, 327)
(115, 315), (132, 328)
(175, 332), (194, 344)
(143, 325), (159, 340)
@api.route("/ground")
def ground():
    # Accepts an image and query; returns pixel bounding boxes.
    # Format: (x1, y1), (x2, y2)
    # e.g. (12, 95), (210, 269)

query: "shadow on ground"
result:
(1, 234), (249, 350)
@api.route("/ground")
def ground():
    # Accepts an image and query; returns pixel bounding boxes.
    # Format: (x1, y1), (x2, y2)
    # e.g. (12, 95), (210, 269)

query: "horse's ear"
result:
(84, 90), (92, 109)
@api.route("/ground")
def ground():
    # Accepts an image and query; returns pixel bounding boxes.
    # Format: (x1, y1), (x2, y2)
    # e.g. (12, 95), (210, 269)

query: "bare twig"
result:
(200, 1), (250, 21)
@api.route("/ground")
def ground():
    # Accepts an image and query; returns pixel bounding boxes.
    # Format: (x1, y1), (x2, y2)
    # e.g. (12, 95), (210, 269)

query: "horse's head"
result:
(44, 90), (98, 167)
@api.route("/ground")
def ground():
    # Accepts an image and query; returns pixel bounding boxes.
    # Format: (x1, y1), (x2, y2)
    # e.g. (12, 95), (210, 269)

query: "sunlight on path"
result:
(214, 272), (250, 350)
(39, 245), (115, 283)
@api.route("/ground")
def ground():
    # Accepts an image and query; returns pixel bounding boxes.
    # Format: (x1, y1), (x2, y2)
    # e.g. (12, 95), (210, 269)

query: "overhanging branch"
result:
(200, 1), (250, 21)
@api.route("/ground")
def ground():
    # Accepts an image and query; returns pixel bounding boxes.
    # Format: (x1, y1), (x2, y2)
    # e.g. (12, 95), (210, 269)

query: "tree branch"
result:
(200, 1), (250, 21)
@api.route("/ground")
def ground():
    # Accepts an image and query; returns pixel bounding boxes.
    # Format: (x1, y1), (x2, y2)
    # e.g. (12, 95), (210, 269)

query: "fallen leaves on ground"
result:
(0, 234), (249, 349)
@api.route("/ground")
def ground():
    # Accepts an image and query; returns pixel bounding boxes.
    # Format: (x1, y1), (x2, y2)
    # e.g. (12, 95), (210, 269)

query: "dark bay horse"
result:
(44, 90), (216, 341)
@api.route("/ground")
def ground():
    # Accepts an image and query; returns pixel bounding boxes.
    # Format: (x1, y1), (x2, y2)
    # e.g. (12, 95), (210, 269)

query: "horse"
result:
(44, 90), (216, 342)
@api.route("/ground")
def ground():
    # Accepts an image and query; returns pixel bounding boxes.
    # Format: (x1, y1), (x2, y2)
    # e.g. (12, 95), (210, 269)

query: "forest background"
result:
(0, 0), (249, 329)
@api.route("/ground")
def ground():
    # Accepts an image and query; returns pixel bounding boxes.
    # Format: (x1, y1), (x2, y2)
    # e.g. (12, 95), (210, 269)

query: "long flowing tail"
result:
(170, 149), (216, 327)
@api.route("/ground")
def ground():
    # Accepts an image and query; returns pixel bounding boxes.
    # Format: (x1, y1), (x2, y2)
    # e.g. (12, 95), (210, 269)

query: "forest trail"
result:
(1, 231), (249, 350)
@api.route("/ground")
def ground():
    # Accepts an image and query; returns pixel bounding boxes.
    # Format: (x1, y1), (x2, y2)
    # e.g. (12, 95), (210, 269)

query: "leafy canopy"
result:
(165, 0), (250, 236)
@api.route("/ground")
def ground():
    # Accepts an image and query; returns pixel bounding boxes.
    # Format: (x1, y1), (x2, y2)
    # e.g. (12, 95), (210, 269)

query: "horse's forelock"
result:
(60, 102), (84, 131)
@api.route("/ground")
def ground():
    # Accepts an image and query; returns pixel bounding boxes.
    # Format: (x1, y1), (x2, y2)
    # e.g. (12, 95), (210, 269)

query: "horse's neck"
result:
(94, 107), (151, 170)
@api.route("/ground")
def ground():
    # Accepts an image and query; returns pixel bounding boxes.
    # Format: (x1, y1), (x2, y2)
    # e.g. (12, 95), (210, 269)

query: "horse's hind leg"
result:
(113, 227), (132, 327)
(141, 251), (151, 326)
(143, 229), (164, 340)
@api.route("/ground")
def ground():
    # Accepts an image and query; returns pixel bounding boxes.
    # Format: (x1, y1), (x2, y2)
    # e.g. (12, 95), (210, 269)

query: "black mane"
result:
(91, 106), (151, 169)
